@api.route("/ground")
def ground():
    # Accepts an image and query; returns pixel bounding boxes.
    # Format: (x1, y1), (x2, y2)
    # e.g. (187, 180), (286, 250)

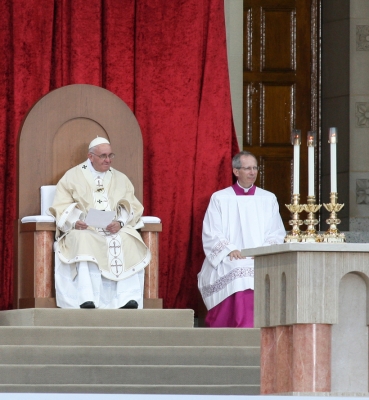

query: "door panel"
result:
(263, 9), (295, 71)
(262, 83), (294, 145)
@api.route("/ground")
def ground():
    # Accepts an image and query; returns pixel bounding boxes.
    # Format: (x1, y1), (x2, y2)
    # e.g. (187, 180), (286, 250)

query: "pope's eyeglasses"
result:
(90, 152), (115, 160)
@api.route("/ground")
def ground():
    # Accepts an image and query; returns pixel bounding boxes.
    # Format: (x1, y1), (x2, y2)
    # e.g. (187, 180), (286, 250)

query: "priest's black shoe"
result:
(120, 300), (138, 309)
(80, 301), (95, 309)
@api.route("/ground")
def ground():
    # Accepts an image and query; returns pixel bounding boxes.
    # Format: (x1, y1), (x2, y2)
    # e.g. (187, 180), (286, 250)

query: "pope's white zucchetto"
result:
(88, 137), (110, 149)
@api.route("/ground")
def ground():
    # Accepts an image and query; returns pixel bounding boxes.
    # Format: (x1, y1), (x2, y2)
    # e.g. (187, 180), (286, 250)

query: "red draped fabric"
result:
(0, 0), (238, 311)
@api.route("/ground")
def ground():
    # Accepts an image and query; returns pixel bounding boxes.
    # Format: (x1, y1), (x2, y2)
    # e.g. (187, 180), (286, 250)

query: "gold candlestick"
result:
(301, 195), (321, 242)
(321, 192), (345, 243)
(284, 194), (305, 242)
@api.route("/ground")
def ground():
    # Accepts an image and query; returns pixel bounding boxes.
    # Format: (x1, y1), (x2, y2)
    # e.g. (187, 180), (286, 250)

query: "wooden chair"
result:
(14, 84), (162, 309)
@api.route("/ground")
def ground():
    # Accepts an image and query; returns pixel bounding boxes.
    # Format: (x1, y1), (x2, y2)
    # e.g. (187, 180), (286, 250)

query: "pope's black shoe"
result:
(120, 300), (138, 309)
(80, 301), (95, 309)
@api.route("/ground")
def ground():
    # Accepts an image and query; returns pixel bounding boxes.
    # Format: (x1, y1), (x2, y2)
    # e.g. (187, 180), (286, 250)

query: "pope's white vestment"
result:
(198, 186), (285, 310)
(49, 159), (151, 309)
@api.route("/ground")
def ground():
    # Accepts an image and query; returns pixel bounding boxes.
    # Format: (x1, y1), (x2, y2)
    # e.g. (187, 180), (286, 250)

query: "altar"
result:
(242, 242), (369, 395)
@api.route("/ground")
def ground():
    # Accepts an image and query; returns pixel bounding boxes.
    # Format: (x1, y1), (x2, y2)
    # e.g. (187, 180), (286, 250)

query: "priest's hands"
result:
(228, 250), (245, 260)
(106, 220), (121, 234)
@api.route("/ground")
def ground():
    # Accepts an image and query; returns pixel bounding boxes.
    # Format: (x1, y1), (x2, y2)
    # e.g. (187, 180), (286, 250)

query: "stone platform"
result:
(0, 308), (261, 395)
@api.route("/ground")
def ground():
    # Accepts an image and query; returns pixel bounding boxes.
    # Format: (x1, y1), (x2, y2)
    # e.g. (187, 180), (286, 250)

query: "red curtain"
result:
(0, 0), (238, 311)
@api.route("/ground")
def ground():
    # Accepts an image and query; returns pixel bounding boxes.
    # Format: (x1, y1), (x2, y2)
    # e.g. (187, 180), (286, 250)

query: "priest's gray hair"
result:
(232, 151), (257, 169)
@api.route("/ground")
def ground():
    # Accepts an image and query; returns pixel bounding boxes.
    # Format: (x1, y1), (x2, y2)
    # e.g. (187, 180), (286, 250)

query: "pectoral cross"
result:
(96, 177), (104, 189)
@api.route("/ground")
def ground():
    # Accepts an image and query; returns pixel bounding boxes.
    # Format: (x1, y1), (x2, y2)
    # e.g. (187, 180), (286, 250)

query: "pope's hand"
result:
(75, 220), (88, 230)
(228, 250), (245, 261)
(106, 220), (121, 234)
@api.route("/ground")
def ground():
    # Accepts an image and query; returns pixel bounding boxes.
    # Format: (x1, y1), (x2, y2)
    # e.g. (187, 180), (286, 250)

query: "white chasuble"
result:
(197, 186), (285, 310)
(49, 160), (151, 283)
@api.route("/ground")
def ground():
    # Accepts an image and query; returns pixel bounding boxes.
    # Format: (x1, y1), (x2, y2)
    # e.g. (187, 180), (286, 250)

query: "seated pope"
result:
(48, 137), (151, 309)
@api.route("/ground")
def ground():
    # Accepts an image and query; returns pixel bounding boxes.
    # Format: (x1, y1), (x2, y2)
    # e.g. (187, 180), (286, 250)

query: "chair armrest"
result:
(141, 216), (162, 232)
(19, 221), (56, 232)
(141, 216), (161, 223)
(21, 215), (55, 223)
(20, 215), (162, 232)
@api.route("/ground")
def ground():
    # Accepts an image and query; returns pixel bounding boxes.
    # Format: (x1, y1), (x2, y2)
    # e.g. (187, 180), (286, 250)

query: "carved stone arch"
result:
(332, 271), (369, 392)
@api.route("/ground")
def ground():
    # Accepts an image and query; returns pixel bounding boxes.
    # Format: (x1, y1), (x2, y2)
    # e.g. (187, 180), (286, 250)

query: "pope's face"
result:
(233, 155), (258, 188)
(88, 144), (113, 172)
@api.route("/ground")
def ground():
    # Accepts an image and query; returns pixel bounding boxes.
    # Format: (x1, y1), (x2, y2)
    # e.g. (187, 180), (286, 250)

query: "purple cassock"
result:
(204, 183), (255, 328)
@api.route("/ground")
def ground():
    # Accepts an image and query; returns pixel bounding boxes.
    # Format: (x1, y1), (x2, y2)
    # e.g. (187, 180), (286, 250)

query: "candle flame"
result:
(291, 129), (301, 145)
(307, 131), (316, 147)
(329, 127), (338, 143)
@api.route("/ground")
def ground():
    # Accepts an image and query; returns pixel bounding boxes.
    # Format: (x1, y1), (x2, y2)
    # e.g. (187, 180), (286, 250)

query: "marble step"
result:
(0, 309), (194, 328)
(0, 365), (260, 386)
(0, 345), (260, 366)
(0, 327), (260, 347)
(0, 384), (260, 395)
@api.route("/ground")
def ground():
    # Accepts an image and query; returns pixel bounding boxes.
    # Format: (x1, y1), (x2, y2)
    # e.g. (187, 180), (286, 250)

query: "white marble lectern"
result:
(241, 243), (369, 396)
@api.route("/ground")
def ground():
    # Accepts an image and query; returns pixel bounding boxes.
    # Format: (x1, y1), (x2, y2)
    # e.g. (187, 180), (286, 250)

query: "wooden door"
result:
(243, 0), (320, 228)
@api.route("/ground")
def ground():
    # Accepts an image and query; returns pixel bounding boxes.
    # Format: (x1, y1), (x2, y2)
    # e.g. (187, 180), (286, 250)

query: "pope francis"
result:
(49, 137), (151, 309)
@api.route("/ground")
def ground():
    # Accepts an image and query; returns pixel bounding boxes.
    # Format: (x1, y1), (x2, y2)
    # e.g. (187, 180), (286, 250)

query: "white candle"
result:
(331, 143), (337, 192)
(291, 129), (301, 195)
(329, 128), (337, 193)
(307, 131), (316, 197)
(308, 146), (314, 196)
(293, 144), (300, 194)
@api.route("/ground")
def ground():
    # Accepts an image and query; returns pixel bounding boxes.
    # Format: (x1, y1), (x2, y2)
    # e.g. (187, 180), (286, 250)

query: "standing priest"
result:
(49, 137), (151, 309)
(198, 151), (285, 327)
